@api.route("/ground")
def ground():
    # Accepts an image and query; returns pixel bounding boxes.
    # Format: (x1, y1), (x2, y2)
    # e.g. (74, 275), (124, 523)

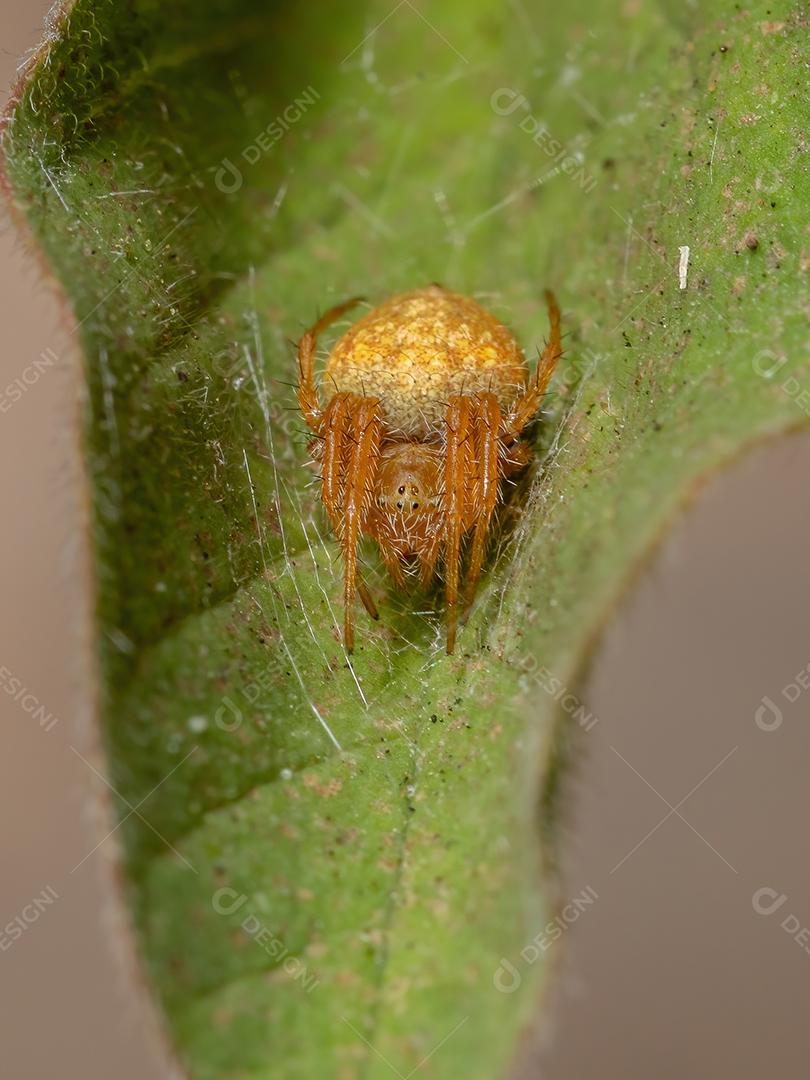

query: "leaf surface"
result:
(3, 0), (807, 1076)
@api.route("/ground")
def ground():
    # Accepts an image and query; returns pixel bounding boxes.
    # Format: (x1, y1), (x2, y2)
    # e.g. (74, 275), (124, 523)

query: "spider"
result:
(296, 285), (561, 654)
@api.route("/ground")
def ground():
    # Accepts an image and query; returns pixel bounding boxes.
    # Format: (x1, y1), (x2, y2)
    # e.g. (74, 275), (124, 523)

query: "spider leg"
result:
(464, 392), (502, 616)
(418, 526), (443, 589)
(502, 439), (532, 475)
(338, 397), (383, 653)
(443, 395), (476, 653)
(357, 580), (379, 621)
(319, 393), (382, 649)
(502, 289), (561, 440)
(297, 296), (364, 432)
(321, 393), (352, 533)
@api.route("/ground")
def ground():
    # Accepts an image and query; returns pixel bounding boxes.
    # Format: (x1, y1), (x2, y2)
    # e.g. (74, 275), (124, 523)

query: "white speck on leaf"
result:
(678, 245), (690, 290)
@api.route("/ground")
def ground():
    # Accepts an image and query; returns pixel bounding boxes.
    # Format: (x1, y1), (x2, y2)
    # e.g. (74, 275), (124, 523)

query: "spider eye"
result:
(396, 502), (403, 510)
(412, 502), (419, 510)
(398, 485), (406, 494)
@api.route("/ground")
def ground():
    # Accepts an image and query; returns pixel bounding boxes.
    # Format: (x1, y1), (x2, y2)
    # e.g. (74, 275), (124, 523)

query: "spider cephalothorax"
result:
(296, 285), (561, 653)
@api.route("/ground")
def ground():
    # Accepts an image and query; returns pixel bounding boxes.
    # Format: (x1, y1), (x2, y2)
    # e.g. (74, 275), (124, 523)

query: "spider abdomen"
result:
(324, 285), (528, 437)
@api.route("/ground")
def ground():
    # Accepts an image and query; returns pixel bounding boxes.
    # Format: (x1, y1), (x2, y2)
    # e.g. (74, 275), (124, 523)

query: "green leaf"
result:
(3, 0), (806, 1076)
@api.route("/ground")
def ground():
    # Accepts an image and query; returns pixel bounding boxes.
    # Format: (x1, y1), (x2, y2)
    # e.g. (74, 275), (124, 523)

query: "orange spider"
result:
(296, 285), (561, 654)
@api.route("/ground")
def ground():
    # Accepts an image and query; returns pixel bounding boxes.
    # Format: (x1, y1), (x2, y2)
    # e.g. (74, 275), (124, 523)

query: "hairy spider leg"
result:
(443, 395), (476, 653)
(320, 393), (352, 533)
(464, 392), (503, 615)
(297, 296), (364, 430)
(298, 305), (383, 646)
(319, 394), (380, 626)
(417, 518), (444, 590)
(356, 580), (379, 621)
(319, 394), (383, 652)
(502, 290), (562, 440)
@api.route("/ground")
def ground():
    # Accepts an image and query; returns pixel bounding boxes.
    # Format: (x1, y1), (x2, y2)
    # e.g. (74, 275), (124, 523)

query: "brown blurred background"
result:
(2, 5), (809, 1078)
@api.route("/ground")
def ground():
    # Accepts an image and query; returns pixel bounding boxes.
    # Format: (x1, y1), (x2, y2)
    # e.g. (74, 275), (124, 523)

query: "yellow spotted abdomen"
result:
(324, 285), (528, 437)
